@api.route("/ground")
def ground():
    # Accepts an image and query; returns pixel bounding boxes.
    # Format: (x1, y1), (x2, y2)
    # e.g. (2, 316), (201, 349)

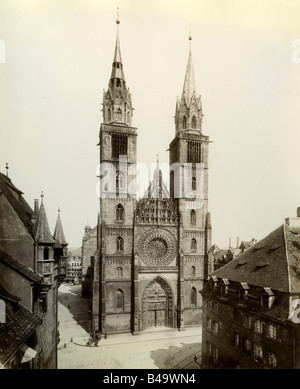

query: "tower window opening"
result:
(182, 116), (187, 129)
(117, 267), (123, 277)
(107, 109), (111, 122)
(112, 133), (128, 158)
(43, 247), (49, 260)
(116, 289), (124, 310)
(191, 266), (196, 277)
(192, 177), (196, 191)
(116, 236), (124, 252)
(187, 141), (201, 163)
(191, 238), (197, 251)
(116, 204), (124, 221)
(191, 287), (197, 306)
(115, 171), (125, 190)
(192, 116), (197, 129)
(191, 209), (196, 225)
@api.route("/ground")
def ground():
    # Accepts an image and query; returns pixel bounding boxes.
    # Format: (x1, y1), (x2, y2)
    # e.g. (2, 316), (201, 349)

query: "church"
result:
(91, 17), (214, 334)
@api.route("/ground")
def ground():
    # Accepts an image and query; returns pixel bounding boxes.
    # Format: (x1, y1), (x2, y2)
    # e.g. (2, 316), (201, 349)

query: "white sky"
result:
(1, 0), (300, 249)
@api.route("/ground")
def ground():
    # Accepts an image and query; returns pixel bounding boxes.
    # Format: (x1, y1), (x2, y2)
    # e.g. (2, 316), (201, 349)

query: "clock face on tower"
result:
(138, 228), (176, 266)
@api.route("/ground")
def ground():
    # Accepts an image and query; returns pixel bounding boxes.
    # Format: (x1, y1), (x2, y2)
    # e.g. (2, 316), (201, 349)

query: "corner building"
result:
(92, 21), (213, 334)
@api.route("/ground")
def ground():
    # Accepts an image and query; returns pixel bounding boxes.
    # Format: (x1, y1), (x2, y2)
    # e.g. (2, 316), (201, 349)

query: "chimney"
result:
(237, 236), (240, 248)
(229, 237), (231, 248)
(31, 199), (39, 224)
(285, 207), (300, 229)
(34, 199), (39, 213)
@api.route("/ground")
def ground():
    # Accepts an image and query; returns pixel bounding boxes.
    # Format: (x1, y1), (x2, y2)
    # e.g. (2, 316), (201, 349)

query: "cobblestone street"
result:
(57, 284), (202, 369)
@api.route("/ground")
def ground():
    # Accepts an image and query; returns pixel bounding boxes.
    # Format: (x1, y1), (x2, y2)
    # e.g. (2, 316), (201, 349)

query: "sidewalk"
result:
(58, 327), (201, 369)
(70, 326), (201, 348)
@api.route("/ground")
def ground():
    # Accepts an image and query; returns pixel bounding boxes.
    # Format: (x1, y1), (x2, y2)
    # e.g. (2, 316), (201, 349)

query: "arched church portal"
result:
(142, 277), (174, 330)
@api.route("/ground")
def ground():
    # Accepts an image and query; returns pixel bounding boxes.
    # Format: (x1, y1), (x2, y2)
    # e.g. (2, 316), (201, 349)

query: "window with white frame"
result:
(254, 344), (263, 361)
(254, 319), (263, 334)
(234, 332), (240, 348)
(245, 338), (251, 354)
(243, 315), (252, 329)
(268, 352), (277, 367)
(267, 324), (277, 340)
(212, 346), (218, 362)
(212, 321), (219, 334)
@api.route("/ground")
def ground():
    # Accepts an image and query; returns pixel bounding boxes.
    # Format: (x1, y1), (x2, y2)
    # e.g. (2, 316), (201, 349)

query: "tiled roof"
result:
(53, 212), (68, 246)
(0, 173), (34, 238)
(201, 281), (290, 322)
(0, 301), (42, 367)
(33, 203), (56, 244)
(211, 222), (300, 293)
(0, 248), (42, 283)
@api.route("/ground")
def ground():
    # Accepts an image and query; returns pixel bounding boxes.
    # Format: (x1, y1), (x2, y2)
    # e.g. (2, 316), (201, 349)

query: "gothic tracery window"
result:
(191, 266), (196, 277)
(192, 116), (197, 129)
(116, 107), (122, 122)
(116, 236), (124, 252)
(117, 267), (123, 277)
(115, 171), (125, 190)
(192, 177), (196, 191)
(116, 204), (124, 221)
(191, 238), (197, 251)
(112, 133), (128, 158)
(191, 209), (196, 225)
(182, 116), (187, 129)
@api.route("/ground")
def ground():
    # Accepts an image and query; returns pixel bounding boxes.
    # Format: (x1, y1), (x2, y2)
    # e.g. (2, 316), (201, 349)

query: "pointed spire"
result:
(182, 35), (197, 107)
(53, 208), (68, 246)
(33, 194), (55, 244)
(110, 8), (125, 82)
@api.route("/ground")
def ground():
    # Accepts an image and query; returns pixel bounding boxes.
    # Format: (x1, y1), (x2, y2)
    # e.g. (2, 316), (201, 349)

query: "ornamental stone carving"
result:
(138, 228), (176, 267)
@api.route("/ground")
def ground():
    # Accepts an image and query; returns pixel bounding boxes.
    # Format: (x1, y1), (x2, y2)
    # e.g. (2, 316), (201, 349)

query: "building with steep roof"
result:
(91, 20), (213, 334)
(201, 209), (300, 369)
(0, 171), (68, 369)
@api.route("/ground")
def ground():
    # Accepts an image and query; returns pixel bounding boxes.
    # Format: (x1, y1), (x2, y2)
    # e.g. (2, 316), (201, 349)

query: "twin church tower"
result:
(92, 17), (213, 334)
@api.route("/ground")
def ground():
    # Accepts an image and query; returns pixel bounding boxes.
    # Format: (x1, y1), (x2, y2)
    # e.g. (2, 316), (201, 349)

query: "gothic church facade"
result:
(92, 20), (213, 334)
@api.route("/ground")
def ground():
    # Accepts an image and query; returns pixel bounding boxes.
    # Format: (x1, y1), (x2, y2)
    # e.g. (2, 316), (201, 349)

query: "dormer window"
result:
(212, 276), (218, 290)
(261, 287), (275, 309)
(221, 278), (230, 294)
(239, 282), (249, 301)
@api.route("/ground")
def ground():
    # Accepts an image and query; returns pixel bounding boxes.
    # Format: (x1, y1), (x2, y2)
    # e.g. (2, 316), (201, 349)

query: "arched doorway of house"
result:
(142, 277), (174, 330)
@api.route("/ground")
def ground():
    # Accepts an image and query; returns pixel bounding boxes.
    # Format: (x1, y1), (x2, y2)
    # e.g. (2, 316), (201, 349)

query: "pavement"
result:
(57, 283), (202, 369)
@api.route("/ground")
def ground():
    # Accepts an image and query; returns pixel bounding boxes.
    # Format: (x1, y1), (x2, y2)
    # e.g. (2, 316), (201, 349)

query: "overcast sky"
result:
(1, 0), (300, 249)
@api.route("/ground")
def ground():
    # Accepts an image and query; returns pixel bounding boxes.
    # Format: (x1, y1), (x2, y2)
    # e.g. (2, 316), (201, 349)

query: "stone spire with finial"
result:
(175, 33), (203, 134)
(103, 7), (133, 126)
(33, 192), (56, 244)
(53, 207), (68, 246)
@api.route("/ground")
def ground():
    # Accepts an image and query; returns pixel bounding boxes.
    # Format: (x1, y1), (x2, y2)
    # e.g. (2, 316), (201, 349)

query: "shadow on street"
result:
(58, 284), (90, 333)
(150, 342), (201, 369)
